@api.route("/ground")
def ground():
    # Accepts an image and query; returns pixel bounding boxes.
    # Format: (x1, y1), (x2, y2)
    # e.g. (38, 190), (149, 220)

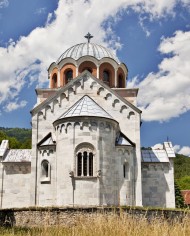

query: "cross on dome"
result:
(84, 32), (93, 43)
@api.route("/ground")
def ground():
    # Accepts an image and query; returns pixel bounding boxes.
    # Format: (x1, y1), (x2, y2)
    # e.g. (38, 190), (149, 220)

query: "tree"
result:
(175, 181), (186, 208)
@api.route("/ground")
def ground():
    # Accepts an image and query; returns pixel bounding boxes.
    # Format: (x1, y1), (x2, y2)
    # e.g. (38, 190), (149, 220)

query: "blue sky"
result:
(0, 0), (190, 155)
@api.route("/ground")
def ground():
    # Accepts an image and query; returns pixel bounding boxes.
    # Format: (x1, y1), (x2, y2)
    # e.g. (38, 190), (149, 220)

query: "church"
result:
(0, 33), (176, 209)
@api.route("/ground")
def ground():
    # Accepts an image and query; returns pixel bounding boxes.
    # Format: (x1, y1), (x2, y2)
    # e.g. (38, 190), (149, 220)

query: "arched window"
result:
(118, 75), (123, 88)
(123, 163), (129, 179)
(41, 160), (50, 182)
(76, 145), (94, 177)
(65, 69), (73, 84)
(103, 70), (110, 86)
(52, 73), (57, 88)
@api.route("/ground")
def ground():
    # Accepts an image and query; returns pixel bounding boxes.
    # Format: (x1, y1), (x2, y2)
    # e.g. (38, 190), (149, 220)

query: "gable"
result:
(37, 133), (56, 148)
(31, 70), (141, 117)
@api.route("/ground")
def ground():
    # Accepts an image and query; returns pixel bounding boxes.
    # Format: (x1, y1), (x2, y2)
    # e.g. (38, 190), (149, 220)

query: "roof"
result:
(56, 43), (120, 64)
(37, 132), (56, 148)
(3, 149), (32, 163)
(181, 190), (190, 205)
(58, 95), (113, 119)
(116, 132), (135, 147)
(141, 149), (169, 163)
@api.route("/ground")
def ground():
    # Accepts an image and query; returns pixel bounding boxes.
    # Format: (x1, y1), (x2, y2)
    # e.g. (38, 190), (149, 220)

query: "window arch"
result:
(65, 69), (73, 84)
(41, 160), (50, 182)
(76, 144), (95, 177)
(103, 70), (110, 86)
(52, 73), (57, 88)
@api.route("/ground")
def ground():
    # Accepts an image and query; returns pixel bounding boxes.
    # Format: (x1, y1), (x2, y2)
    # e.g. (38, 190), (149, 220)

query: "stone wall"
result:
(142, 160), (175, 208)
(0, 207), (188, 227)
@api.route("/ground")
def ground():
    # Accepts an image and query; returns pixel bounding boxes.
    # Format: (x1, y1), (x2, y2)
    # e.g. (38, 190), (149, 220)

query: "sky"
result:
(0, 0), (190, 156)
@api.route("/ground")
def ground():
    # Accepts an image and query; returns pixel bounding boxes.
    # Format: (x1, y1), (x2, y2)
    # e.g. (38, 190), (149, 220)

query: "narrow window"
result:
(103, 70), (110, 86)
(65, 70), (73, 84)
(118, 75), (123, 88)
(123, 164), (125, 178)
(89, 152), (93, 176)
(77, 152), (82, 176)
(52, 74), (57, 88)
(83, 151), (88, 176)
(41, 160), (50, 182)
(123, 163), (129, 179)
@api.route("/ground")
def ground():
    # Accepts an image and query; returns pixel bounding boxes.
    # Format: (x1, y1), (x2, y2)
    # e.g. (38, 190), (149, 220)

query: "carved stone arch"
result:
(120, 105), (128, 113)
(65, 122), (72, 133)
(77, 56), (99, 69)
(74, 122), (81, 130)
(99, 58), (118, 69)
(105, 123), (111, 132)
(37, 111), (44, 118)
(105, 93), (112, 100)
(59, 92), (67, 106)
(112, 99), (120, 107)
(128, 111), (135, 119)
(75, 142), (95, 154)
(44, 105), (52, 119)
(58, 58), (77, 69)
(118, 148), (124, 155)
(90, 81), (97, 89)
(99, 122), (105, 130)
(97, 87), (105, 95)
(73, 81), (82, 93)
(82, 121), (89, 130)
(53, 99), (59, 111)
(90, 121), (98, 132)
(56, 125), (60, 132)
(60, 124), (65, 133)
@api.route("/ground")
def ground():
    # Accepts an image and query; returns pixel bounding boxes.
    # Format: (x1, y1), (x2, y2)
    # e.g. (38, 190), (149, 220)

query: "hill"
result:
(0, 127), (31, 149)
(174, 153), (190, 190)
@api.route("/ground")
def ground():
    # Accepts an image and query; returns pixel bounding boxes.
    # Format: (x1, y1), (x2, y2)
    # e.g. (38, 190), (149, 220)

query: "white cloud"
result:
(4, 100), (27, 112)
(132, 30), (190, 122)
(0, 0), (9, 8)
(35, 7), (46, 15)
(0, 0), (187, 112)
(174, 145), (190, 157)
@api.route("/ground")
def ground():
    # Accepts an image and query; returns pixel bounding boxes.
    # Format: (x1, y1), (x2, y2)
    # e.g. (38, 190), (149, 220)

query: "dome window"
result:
(65, 69), (73, 84)
(103, 70), (110, 86)
(52, 73), (57, 88)
(118, 75), (123, 88)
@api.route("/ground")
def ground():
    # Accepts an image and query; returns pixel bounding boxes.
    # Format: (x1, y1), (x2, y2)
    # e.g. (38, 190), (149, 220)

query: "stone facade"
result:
(0, 40), (176, 209)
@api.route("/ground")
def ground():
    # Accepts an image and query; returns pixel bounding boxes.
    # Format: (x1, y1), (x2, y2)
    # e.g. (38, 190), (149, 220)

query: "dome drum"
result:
(48, 42), (128, 89)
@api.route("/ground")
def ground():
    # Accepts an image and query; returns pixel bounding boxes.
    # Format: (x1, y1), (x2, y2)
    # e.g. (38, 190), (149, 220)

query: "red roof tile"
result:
(181, 190), (190, 205)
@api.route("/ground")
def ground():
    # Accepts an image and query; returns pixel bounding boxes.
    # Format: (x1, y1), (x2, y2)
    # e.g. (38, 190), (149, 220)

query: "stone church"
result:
(0, 34), (176, 209)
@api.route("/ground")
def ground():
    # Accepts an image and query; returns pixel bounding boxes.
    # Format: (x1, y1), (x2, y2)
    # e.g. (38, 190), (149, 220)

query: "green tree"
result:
(177, 176), (190, 190)
(175, 181), (186, 208)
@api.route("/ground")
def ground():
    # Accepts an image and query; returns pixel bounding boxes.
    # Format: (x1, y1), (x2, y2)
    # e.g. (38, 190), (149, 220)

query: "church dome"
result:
(56, 42), (120, 64)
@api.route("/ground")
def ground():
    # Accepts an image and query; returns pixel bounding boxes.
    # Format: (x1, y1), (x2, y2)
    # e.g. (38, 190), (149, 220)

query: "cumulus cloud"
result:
(131, 30), (190, 122)
(4, 100), (27, 112)
(0, 0), (187, 113)
(0, 0), (9, 8)
(174, 145), (190, 157)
